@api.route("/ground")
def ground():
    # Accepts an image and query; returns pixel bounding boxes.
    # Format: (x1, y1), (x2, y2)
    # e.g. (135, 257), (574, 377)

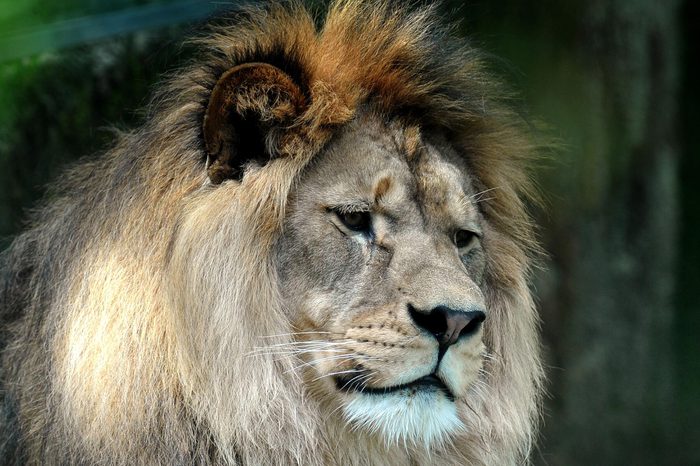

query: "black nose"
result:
(409, 305), (486, 348)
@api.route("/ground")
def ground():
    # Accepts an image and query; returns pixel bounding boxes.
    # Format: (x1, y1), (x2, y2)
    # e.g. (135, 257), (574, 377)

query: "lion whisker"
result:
(283, 354), (362, 374)
(247, 340), (352, 356)
(469, 186), (503, 202)
(248, 343), (346, 353)
(247, 349), (347, 359)
(283, 351), (384, 375)
(252, 339), (350, 348)
(336, 372), (373, 393)
(312, 369), (365, 382)
(257, 331), (334, 339)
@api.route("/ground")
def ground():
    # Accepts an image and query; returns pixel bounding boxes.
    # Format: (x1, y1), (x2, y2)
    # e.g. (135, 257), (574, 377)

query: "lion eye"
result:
(454, 229), (477, 249)
(336, 210), (372, 233)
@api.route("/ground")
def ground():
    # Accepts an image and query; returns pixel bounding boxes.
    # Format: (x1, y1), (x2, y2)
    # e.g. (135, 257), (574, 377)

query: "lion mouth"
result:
(335, 374), (454, 401)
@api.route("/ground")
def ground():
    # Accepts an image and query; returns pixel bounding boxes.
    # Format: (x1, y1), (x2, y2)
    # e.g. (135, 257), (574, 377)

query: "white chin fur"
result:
(342, 389), (464, 448)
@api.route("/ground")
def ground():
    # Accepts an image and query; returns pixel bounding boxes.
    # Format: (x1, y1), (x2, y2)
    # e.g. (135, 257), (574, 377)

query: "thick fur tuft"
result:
(343, 390), (464, 450)
(0, 1), (543, 464)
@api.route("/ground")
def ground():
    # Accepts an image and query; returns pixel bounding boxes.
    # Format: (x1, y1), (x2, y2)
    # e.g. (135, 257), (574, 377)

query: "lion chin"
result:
(0, 1), (543, 465)
(342, 380), (463, 448)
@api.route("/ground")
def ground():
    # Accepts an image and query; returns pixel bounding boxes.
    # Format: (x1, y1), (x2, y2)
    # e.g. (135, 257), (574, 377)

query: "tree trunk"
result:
(536, 1), (680, 464)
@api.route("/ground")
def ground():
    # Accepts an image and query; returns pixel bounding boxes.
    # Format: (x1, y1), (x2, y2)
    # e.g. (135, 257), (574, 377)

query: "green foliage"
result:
(0, 29), (187, 245)
(0, 0), (160, 32)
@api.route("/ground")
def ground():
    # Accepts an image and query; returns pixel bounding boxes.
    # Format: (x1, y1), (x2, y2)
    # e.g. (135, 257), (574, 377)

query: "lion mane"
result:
(0, 1), (543, 464)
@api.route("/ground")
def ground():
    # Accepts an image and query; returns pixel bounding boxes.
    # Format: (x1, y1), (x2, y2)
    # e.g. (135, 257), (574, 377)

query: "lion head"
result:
(275, 115), (490, 445)
(0, 1), (543, 465)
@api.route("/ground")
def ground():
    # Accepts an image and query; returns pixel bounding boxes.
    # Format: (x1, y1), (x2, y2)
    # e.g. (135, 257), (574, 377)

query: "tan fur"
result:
(0, 1), (543, 465)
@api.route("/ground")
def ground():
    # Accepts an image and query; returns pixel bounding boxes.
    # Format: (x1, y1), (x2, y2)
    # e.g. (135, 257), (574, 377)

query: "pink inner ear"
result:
(203, 62), (307, 184)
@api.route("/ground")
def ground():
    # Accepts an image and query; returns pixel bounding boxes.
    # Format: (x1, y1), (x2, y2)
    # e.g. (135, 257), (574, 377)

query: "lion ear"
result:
(203, 62), (307, 184)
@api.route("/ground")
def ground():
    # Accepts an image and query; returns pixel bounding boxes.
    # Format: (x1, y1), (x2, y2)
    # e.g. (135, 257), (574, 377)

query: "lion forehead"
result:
(295, 116), (479, 228)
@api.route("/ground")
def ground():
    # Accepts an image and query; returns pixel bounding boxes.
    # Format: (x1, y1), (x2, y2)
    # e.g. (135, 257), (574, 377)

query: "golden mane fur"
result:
(0, 1), (543, 464)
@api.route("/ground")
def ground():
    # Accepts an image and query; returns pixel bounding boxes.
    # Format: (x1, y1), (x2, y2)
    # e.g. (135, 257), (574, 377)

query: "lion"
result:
(0, 1), (543, 465)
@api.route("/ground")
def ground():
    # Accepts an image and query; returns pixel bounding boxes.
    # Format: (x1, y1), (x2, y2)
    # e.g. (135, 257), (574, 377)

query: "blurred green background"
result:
(0, 1), (696, 464)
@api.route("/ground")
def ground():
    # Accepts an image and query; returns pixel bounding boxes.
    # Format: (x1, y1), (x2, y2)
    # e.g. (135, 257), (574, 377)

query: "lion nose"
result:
(409, 305), (486, 348)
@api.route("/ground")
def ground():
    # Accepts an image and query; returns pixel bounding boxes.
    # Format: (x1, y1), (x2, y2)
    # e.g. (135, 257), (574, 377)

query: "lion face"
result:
(276, 114), (488, 446)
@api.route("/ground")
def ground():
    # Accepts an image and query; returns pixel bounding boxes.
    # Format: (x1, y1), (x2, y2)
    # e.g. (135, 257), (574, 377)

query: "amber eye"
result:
(336, 210), (372, 233)
(454, 229), (477, 249)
